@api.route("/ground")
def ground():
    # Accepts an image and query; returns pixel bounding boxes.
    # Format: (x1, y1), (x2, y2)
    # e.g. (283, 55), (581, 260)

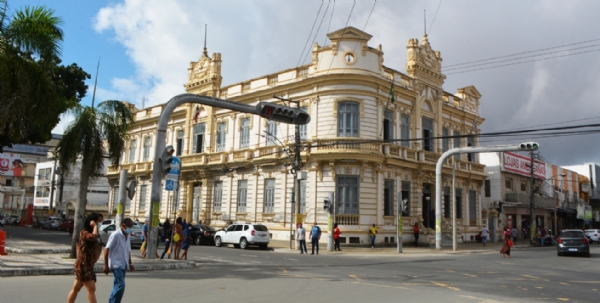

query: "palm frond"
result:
(5, 5), (63, 61)
(97, 100), (135, 166)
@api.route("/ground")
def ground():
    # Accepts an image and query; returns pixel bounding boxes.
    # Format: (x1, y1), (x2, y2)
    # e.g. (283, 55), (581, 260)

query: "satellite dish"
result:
(127, 180), (137, 200)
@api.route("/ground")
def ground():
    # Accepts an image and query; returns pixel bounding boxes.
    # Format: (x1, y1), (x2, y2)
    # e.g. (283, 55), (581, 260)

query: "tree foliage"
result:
(0, 2), (90, 152)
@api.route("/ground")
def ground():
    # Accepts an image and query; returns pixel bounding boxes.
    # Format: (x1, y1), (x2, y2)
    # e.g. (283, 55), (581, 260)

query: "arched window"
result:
(338, 102), (360, 137)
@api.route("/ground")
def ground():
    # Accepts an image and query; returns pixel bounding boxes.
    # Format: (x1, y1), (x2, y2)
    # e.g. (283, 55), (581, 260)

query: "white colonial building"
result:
(107, 27), (487, 246)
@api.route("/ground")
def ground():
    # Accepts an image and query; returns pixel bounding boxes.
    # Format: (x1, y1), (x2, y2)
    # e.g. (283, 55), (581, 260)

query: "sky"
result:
(12, 0), (600, 166)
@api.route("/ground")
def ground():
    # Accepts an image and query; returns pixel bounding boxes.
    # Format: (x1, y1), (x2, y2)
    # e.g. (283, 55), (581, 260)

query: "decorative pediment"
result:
(327, 26), (372, 43)
(190, 54), (211, 81)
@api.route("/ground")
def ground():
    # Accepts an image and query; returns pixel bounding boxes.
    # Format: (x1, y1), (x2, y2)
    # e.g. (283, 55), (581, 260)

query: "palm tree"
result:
(56, 100), (134, 258)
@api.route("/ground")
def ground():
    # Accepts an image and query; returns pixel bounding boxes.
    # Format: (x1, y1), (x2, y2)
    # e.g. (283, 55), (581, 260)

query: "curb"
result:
(0, 261), (196, 277)
(5, 247), (71, 254)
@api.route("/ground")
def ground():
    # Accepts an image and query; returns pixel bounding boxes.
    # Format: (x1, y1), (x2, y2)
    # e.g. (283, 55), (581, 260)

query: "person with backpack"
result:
(309, 222), (321, 255)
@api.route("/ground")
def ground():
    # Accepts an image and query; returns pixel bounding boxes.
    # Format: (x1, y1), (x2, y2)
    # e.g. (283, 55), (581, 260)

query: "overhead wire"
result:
(295, 1), (325, 68)
(300, 1), (331, 66)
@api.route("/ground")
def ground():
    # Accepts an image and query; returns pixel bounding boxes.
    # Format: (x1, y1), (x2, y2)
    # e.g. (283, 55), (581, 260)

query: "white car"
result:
(214, 223), (270, 250)
(584, 229), (600, 243)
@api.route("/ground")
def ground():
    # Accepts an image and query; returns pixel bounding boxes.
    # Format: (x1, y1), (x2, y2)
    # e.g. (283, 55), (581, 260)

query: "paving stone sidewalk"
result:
(0, 238), (195, 277)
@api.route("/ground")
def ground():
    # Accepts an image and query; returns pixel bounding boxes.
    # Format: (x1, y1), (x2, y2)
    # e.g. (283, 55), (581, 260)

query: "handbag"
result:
(508, 239), (514, 247)
(173, 233), (181, 242)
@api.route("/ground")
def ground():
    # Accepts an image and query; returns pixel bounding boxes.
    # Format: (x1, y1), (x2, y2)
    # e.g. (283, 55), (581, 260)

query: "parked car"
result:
(6, 214), (20, 225)
(214, 223), (270, 249)
(0, 214), (5, 226)
(188, 224), (217, 245)
(99, 224), (144, 248)
(584, 229), (600, 243)
(41, 217), (63, 230)
(99, 219), (139, 232)
(57, 219), (74, 232)
(557, 229), (590, 257)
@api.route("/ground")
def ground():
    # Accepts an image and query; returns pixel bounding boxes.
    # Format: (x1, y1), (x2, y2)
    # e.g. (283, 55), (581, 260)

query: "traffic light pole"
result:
(146, 94), (310, 259)
(434, 143), (540, 250)
(529, 151), (536, 245)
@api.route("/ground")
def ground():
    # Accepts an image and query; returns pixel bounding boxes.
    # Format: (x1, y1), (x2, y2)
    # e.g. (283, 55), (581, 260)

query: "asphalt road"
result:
(3, 227), (600, 302)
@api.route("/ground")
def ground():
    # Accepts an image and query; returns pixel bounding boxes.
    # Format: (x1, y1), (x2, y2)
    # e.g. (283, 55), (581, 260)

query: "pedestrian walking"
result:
(67, 212), (103, 303)
(500, 227), (512, 258)
(309, 222), (321, 255)
(140, 219), (148, 257)
(297, 223), (307, 254)
(180, 225), (192, 260)
(413, 223), (421, 247)
(481, 224), (489, 246)
(103, 218), (135, 303)
(333, 223), (341, 251)
(369, 224), (378, 248)
(512, 227), (518, 243)
(174, 217), (183, 259)
(160, 218), (172, 259)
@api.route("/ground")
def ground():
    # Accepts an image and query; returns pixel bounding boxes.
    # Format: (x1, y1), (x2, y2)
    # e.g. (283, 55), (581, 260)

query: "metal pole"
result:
(49, 158), (57, 215)
(529, 151), (535, 245)
(327, 191), (334, 251)
(117, 169), (128, 227)
(554, 189), (558, 234)
(452, 157), (457, 251)
(289, 190), (293, 249)
(435, 143), (539, 250)
(294, 102), (302, 251)
(58, 171), (64, 217)
(397, 193), (402, 253)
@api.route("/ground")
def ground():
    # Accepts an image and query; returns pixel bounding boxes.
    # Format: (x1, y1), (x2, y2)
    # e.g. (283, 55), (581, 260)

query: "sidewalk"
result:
(0, 237), (195, 277)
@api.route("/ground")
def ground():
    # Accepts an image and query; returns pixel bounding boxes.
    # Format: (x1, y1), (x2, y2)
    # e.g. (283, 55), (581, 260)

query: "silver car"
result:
(557, 229), (590, 257)
(100, 224), (144, 248)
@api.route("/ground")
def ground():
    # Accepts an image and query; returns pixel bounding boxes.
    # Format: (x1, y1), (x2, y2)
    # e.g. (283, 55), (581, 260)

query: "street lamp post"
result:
(397, 198), (407, 253)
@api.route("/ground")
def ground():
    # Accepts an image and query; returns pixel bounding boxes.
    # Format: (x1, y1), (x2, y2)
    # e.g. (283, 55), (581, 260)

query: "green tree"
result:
(56, 100), (134, 258)
(0, 2), (89, 152)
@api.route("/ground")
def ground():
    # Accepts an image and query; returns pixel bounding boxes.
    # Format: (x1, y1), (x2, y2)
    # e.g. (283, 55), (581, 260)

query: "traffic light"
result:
(518, 142), (540, 151)
(323, 192), (334, 214)
(256, 102), (311, 125)
(161, 145), (175, 175)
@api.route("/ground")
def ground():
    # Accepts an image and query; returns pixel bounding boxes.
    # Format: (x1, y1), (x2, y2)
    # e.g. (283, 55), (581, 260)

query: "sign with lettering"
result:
(502, 152), (545, 179)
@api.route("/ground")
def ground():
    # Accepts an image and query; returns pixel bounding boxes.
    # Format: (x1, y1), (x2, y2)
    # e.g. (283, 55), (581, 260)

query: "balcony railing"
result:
(315, 140), (381, 153)
(335, 214), (359, 225)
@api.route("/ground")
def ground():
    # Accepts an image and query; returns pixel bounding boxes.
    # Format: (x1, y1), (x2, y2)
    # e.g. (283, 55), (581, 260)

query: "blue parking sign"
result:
(165, 157), (181, 191)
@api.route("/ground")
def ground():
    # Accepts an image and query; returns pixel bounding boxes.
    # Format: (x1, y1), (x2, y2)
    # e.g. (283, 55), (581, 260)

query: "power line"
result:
(427, 0), (442, 36)
(444, 37), (600, 68)
(445, 48), (600, 75)
(444, 43), (600, 72)
(301, 1), (332, 66)
(296, 1), (325, 68)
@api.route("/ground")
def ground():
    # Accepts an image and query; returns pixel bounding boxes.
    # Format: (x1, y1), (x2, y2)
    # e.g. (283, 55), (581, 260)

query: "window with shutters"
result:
(401, 114), (410, 147)
(453, 131), (461, 160)
(442, 128), (449, 152)
(237, 180), (248, 213)
(455, 188), (463, 219)
(336, 176), (359, 214)
(139, 185), (147, 211)
(469, 190), (477, 222)
(444, 186), (451, 218)
(383, 109), (393, 141)
(239, 118), (250, 149)
(266, 121), (277, 146)
(213, 181), (222, 212)
(263, 178), (275, 213)
(338, 102), (359, 137)
(216, 122), (226, 152)
(128, 140), (136, 163)
(193, 123), (205, 153)
(142, 136), (151, 161)
(467, 136), (475, 162)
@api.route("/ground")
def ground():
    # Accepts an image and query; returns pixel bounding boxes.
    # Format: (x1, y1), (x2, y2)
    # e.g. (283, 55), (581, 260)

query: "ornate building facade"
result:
(106, 27), (486, 245)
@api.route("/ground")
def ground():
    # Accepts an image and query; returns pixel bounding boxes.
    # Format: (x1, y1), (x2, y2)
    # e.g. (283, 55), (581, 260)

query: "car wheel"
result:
(215, 236), (222, 247)
(260, 244), (268, 250)
(585, 252), (591, 258)
(195, 236), (201, 245)
(239, 238), (248, 249)
(557, 252), (562, 256)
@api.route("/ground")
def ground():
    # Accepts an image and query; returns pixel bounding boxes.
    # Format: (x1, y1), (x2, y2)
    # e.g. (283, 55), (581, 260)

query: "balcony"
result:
(335, 214), (359, 225)
(314, 140), (382, 154)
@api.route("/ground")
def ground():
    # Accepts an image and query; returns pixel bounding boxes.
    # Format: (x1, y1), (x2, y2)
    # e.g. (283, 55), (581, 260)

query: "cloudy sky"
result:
(14, 0), (600, 166)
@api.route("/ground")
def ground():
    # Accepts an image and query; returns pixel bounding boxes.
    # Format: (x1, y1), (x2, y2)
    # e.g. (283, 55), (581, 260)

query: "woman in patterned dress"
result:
(67, 213), (103, 303)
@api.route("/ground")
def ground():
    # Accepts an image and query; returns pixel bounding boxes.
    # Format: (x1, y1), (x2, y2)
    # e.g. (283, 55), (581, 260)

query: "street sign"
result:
(165, 157), (181, 191)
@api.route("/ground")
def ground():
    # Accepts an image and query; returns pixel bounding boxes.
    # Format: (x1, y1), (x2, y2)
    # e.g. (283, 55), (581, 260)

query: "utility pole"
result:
(49, 157), (58, 215)
(529, 151), (535, 245)
(294, 101), (302, 251)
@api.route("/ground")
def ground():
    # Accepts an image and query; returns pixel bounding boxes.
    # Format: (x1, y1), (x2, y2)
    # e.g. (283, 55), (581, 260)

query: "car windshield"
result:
(254, 225), (268, 231)
(561, 231), (583, 238)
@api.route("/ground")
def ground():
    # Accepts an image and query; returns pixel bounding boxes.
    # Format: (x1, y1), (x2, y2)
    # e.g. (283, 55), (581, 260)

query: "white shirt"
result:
(106, 229), (131, 270)
(297, 227), (306, 240)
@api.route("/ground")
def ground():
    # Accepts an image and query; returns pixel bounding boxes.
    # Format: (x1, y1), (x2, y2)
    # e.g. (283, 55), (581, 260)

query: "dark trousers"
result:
(334, 238), (340, 251)
(160, 240), (170, 259)
(299, 240), (307, 253)
(414, 233), (419, 247)
(311, 238), (319, 254)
